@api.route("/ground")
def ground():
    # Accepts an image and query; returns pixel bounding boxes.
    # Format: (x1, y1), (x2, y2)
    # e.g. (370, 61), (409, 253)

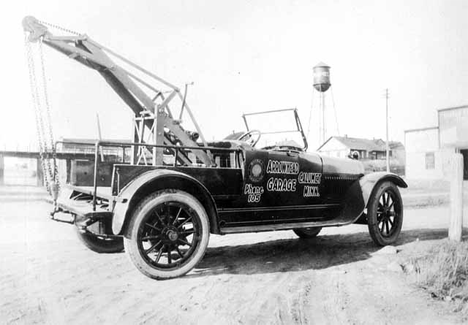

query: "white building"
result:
(318, 136), (404, 160)
(405, 105), (468, 180)
(317, 136), (405, 175)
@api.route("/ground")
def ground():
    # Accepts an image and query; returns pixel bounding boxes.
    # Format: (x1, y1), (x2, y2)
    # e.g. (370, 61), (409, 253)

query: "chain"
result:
(24, 33), (59, 197)
(38, 40), (60, 193)
(24, 33), (49, 193)
(23, 19), (82, 198)
(37, 19), (80, 36)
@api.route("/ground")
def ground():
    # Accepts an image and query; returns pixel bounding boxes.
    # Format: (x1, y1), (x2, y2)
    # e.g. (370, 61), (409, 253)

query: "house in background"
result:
(405, 105), (468, 180)
(317, 136), (405, 161)
(317, 135), (405, 175)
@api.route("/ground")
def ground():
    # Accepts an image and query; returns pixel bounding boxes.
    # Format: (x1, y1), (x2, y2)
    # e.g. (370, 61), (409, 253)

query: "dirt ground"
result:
(1, 190), (467, 324)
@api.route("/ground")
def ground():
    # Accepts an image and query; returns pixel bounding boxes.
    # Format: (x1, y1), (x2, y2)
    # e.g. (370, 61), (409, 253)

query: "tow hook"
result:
(50, 204), (62, 220)
(49, 206), (75, 224)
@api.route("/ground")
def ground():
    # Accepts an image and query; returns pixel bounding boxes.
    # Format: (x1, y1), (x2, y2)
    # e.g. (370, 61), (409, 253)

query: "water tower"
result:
(313, 62), (331, 146)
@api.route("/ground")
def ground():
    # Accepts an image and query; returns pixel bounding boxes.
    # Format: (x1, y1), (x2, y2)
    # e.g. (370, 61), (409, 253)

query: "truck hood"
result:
(319, 155), (365, 175)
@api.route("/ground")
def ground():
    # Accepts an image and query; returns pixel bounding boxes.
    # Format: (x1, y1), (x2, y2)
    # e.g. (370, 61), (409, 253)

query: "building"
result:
(317, 136), (403, 160)
(405, 126), (443, 179)
(405, 105), (468, 180)
(317, 136), (405, 175)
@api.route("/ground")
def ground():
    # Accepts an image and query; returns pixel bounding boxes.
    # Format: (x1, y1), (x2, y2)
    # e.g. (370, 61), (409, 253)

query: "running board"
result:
(220, 215), (365, 234)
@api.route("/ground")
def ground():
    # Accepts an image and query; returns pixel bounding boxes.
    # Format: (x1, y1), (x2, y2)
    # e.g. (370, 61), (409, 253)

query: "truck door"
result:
(262, 150), (324, 206)
(261, 150), (302, 207)
(239, 149), (301, 207)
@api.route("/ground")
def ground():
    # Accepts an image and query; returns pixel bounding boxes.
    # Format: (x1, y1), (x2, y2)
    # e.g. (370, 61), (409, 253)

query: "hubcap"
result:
(166, 229), (179, 242)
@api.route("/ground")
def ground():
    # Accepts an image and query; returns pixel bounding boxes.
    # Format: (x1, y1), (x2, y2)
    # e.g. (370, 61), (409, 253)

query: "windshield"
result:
(242, 108), (308, 150)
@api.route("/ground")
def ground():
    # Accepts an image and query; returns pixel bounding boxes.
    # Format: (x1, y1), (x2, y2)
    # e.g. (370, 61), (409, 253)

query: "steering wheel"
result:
(237, 130), (262, 147)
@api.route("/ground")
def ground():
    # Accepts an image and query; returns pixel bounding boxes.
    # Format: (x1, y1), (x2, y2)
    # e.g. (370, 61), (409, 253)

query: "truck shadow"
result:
(192, 228), (452, 277)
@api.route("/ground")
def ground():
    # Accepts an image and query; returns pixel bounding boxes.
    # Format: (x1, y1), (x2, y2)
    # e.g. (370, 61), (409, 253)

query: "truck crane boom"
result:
(22, 16), (213, 167)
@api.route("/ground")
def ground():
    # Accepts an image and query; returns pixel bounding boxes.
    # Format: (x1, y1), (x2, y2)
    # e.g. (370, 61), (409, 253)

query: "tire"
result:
(293, 227), (322, 239)
(367, 181), (403, 246)
(75, 227), (124, 253)
(124, 190), (210, 280)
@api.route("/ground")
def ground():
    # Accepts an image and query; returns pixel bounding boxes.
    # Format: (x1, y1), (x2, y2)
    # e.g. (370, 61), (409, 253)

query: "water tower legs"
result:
(321, 91), (326, 145)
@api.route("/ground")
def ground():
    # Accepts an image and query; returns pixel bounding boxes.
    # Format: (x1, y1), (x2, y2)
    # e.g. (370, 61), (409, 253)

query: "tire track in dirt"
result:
(289, 276), (314, 324)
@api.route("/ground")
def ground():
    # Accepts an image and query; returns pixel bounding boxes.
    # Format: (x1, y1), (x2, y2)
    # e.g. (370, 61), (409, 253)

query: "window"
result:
(425, 152), (435, 169)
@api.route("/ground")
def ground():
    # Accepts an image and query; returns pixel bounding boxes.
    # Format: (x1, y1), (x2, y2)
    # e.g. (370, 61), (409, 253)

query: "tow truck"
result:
(23, 16), (407, 280)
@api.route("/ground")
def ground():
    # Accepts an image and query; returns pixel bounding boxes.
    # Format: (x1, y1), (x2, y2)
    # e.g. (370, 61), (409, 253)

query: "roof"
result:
(404, 126), (439, 133)
(318, 136), (404, 152)
(389, 141), (405, 150)
(331, 136), (384, 151)
(314, 61), (330, 68)
(437, 104), (468, 113)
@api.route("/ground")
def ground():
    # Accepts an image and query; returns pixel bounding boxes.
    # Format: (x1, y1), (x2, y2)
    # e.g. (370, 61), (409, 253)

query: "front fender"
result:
(359, 172), (407, 207)
(112, 169), (217, 235)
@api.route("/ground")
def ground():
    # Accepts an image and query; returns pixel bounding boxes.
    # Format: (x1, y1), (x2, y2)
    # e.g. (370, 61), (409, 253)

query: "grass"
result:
(406, 240), (468, 316)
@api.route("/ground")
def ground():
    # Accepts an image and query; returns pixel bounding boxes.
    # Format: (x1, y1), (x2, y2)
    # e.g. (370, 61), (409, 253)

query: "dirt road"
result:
(1, 197), (466, 324)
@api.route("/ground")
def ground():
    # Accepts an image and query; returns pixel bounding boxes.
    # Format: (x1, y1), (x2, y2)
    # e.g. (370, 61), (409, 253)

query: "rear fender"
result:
(112, 169), (219, 236)
(359, 172), (407, 207)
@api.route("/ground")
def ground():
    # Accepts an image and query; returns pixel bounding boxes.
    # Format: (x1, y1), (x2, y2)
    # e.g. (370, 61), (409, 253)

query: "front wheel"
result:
(367, 181), (403, 246)
(124, 190), (210, 280)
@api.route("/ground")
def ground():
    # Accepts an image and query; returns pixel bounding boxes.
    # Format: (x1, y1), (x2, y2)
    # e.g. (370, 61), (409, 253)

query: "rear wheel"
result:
(124, 190), (210, 280)
(293, 227), (322, 239)
(367, 181), (403, 246)
(75, 227), (124, 253)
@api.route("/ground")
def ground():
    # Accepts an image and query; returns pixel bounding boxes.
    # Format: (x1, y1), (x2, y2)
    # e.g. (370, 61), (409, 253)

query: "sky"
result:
(1, 0), (467, 151)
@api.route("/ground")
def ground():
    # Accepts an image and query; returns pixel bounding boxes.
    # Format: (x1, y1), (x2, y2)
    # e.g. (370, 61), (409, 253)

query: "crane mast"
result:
(22, 16), (213, 167)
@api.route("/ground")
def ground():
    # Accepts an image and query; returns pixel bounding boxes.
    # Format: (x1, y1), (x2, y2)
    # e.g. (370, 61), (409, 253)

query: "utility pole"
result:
(384, 89), (390, 173)
(449, 153), (464, 242)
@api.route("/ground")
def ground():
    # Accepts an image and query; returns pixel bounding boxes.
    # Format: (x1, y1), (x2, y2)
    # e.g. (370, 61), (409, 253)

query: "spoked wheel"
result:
(124, 190), (210, 280)
(367, 181), (403, 246)
(75, 225), (124, 253)
(293, 227), (322, 239)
